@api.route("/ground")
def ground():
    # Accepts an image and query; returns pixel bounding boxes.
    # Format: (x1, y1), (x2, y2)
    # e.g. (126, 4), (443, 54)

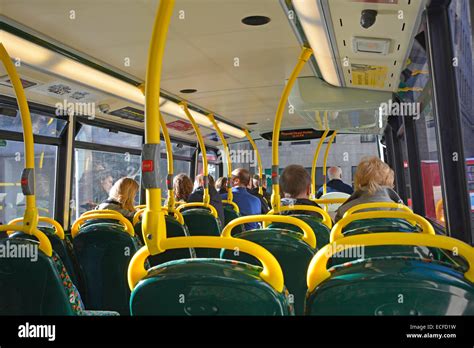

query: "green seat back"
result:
(222, 204), (244, 235)
(268, 214), (330, 248)
(135, 216), (196, 266)
(306, 257), (474, 315)
(130, 259), (292, 315)
(10, 227), (82, 290)
(182, 208), (221, 258)
(221, 228), (316, 315)
(329, 218), (431, 266)
(72, 223), (141, 315)
(0, 239), (80, 315)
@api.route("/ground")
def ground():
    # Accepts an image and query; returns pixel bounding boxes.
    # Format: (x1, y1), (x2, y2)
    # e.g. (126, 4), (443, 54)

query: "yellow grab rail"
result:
(310, 129), (329, 199)
(208, 113), (235, 204)
(180, 102), (210, 206)
(322, 131), (337, 195)
(81, 209), (123, 218)
(134, 207), (184, 226)
(267, 205), (332, 229)
(221, 215), (316, 249)
(342, 202), (412, 218)
(307, 233), (474, 291)
(244, 129), (264, 196)
(71, 213), (135, 238)
(128, 236), (284, 292)
(140, 0), (174, 255)
(176, 202), (218, 219)
(0, 224), (52, 256)
(330, 211), (435, 243)
(8, 216), (65, 240)
(222, 200), (240, 214)
(270, 47), (313, 213)
(0, 43), (38, 233)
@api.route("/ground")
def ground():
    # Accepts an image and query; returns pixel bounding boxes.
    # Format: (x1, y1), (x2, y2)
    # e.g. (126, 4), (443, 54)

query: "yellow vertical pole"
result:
(208, 114), (233, 202)
(271, 47), (313, 213)
(0, 43), (38, 233)
(142, 0), (175, 254)
(244, 129), (264, 196)
(322, 131), (337, 195)
(180, 102), (210, 206)
(310, 129), (329, 199)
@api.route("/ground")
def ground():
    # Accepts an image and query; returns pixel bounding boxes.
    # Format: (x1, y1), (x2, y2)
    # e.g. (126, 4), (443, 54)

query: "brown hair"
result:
(173, 173), (193, 201)
(231, 168), (251, 186)
(354, 156), (395, 195)
(108, 177), (139, 212)
(215, 177), (228, 190)
(280, 164), (311, 198)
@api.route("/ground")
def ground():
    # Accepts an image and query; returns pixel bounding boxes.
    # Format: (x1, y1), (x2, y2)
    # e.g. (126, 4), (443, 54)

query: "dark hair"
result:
(215, 177), (228, 190)
(232, 168), (251, 186)
(280, 164), (311, 197)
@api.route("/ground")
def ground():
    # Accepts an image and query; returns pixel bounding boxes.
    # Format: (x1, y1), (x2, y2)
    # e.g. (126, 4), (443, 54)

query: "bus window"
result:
(0, 141), (57, 224)
(197, 150), (220, 180)
(71, 123), (142, 220)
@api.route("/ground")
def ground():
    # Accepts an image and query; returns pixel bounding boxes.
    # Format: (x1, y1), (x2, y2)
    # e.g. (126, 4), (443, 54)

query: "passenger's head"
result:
(354, 156), (394, 195)
(108, 177), (139, 212)
(231, 168), (251, 188)
(173, 173), (193, 201)
(328, 166), (342, 180)
(280, 164), (311, 199)
(252, 174), (261, 188)
(100, 173), (114, 192)
(215, 177), (228, 190)
(194, 174), (215, 190)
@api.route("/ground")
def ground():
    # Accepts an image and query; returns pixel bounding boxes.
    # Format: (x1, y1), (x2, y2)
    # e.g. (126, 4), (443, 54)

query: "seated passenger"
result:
(279, 164), (322, 217)
(316, 166), (353, 198)
(247, 175), (270, 214)
(335, 156), (403, 222)
(173, 173), (193, 202)
(215, 177), (228, 195)
(188, 174), (225, 226)
(95, 177), (139, 221)
(221, 168), (261, 230)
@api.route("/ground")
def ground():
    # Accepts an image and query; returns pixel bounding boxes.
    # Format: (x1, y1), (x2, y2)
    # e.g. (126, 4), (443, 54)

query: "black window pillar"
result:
(426, 0), (472, 243)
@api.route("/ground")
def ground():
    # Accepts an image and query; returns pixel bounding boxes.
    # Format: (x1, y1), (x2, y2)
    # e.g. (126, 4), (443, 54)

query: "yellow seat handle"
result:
(71, 213), (135, 238)
(221, 214), (316, 249)
(0, 224), (52, 257)
(307, 233), (474, 292)
(128, 236), (284, 292)
(176, 202), (218, 219)
(342, 202), (412, 218)
(267, 205), (332, 229)
(8, 216), (65, 240)
(133, 207), (184, 226)
(312, 198), (348, 205)
(331, 211), (435, 243)
(81, 209), (124, 218)
(222, 200), (240, 214)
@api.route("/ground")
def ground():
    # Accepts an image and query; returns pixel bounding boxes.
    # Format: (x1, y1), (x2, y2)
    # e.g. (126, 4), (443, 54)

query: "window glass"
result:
(197, 150), (220, 180)
(75, 123), (143, 149)
(71, 149), (141, 221)
(162, 142), (196, 158)
(159, 157), (192, 199)
(0, 108), (67, 137)
(449, 0), (474, 225)
(0, 140), (57, 224)
(399, 32), (445, 226)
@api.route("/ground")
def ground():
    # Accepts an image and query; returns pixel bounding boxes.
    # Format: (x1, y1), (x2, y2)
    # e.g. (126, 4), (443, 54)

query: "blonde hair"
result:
(354, 156), (395, 195)
(173, 173), (193, 201)
(108, 177), (139, 212)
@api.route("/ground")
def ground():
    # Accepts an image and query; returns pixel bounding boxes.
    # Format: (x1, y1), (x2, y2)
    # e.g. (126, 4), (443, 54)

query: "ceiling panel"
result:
(2, 0), (314, 135)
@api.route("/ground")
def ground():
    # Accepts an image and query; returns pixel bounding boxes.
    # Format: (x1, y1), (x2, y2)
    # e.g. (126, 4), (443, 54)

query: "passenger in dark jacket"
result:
(279, 164), (323, 217)
(316, 166), (353, 198)
(188, 174), (225, 226)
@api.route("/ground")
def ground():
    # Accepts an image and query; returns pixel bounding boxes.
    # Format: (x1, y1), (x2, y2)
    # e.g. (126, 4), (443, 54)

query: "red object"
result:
(142, 160), (154, 172)
(166, 120), (193, 132)
(420, 161), (441, 221)
(21, 178), (28, 186)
